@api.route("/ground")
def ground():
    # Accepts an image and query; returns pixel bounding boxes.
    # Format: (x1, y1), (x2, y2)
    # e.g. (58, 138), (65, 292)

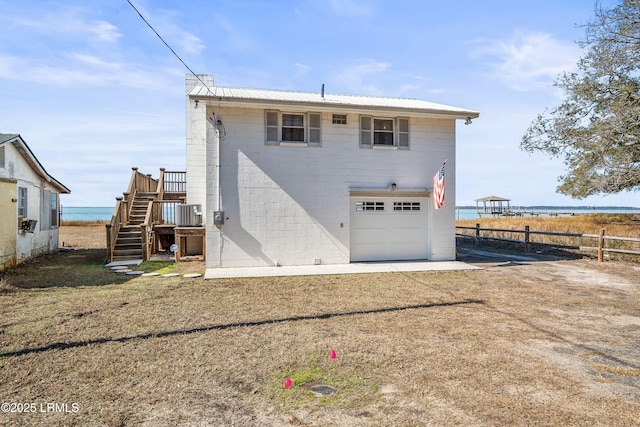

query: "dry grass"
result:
(1, 238), (640, 425)
(59, 225), (108, 250)
(457, 214), (640, 261)
(60, 220), (109, 227)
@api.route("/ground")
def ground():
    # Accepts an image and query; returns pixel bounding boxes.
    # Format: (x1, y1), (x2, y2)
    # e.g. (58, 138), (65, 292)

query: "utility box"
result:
(214, 210), (224, 226)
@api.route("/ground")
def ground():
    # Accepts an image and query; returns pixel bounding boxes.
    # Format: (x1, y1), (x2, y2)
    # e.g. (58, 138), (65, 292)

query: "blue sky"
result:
(1, 0), (635, 208)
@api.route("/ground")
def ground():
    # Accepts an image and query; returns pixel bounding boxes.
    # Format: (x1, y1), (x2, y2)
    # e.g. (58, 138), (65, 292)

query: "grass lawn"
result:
(1, 245), (639, 426)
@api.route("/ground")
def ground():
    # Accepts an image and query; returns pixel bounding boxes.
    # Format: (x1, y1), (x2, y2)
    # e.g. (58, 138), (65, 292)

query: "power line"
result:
(125, 0), (214, 95)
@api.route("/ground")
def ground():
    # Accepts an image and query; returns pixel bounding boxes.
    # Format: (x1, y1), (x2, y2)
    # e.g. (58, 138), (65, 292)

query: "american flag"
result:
(433, 163), (445, 209)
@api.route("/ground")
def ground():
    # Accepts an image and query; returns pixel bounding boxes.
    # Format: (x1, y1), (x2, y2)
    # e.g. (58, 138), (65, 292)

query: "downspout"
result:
(216, 124), (222, 214)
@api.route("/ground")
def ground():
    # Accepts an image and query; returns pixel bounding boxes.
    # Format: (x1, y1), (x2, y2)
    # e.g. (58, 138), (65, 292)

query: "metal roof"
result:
(475, 196), (511, 202)
(189, 86), (479, 119)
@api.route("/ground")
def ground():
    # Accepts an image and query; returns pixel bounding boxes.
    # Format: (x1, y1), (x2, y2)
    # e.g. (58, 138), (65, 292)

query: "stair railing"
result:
(141, 199), (154, 261)
(105, 196), (124, 263)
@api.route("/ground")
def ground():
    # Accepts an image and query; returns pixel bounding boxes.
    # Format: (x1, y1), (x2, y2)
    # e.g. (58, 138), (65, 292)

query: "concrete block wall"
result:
(194, 105), (457, 268)
(1, 141), (61, 264)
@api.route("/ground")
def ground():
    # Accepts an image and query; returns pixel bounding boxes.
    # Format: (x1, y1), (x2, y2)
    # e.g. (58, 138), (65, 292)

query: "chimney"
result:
(186, 74), (214, 95)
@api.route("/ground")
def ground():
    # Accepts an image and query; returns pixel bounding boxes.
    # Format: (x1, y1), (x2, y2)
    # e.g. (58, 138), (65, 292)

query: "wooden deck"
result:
(105, 168), (202, 263)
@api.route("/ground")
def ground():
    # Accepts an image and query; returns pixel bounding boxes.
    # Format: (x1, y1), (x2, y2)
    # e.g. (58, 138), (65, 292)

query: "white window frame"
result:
(18, 186), (27, 218)
(332, 114), (347, 124)
(265, 111), (321, 147)
(360, 116), (410, 149)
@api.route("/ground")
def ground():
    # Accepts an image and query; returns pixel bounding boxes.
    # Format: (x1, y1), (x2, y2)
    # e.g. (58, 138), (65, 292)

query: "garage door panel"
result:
(350, 197), (428, 262)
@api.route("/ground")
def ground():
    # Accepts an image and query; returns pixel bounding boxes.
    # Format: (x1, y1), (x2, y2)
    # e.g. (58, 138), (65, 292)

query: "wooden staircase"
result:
(106, 168), (187, 264)
(111, 192), (156, 261)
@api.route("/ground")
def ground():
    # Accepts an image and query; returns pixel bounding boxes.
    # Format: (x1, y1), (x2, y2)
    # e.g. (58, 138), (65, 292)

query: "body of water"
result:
(456, 207), (640, 220)
(61, 206), (113, 222)
(61, 206), (640, 222)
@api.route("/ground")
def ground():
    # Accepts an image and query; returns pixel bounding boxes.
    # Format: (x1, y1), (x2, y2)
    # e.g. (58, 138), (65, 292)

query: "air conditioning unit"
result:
(175, 204), (202, 226)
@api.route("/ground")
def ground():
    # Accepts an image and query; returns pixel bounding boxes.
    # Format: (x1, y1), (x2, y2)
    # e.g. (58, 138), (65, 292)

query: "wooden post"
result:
(105, 224), (112, 263)
(524, 225), (530, 253)
(598, 228), (605, 262)
(475, 223), (480, 246)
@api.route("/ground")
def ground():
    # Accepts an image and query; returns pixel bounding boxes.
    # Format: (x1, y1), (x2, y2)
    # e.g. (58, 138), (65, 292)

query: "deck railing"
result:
(163, 171), (187, 195)
(154, 200), (180, 224)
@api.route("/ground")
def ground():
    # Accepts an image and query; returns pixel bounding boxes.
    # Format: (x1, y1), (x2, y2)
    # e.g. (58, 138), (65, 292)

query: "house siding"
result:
(192, 105), (457, 268)
(0, 139), (63, 269)
(0, 179), (17, 270)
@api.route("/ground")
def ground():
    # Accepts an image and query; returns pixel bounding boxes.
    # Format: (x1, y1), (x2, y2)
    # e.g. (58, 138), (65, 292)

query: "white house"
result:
(0, 134), (70, 271)
(185, 75), (478, 268)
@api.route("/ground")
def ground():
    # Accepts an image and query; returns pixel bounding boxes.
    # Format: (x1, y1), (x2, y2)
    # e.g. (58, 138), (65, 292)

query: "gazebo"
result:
(475, 196), (512, 217)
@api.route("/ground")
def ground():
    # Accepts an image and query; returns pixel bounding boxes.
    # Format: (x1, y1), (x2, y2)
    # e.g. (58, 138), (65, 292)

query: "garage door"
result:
(350, 197), (429, 262)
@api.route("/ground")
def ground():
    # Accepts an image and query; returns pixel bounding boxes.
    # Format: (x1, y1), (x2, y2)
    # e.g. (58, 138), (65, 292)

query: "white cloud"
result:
(0, 7), (121, 43)
(0, 53), (181, 90)
(470, 31), (580, 91)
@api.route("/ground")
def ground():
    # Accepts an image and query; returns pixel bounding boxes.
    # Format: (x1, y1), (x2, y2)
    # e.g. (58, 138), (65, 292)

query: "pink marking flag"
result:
(433, 161), (446, 209)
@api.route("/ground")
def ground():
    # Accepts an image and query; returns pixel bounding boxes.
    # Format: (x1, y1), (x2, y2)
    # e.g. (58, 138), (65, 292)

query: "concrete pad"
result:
(105, 260), (142, 268)
(126, 271), (145, 275)
(141, 272), (160, 277)
(183, 273), (202, 278)
(205, 261), (480, 279)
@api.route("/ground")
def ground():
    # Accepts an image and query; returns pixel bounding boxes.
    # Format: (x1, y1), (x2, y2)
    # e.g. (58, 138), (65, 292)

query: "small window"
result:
(356, 201), (384, 211)
(18, 187), (27, 217)
(394, 202), (420, 211)
(50, 193), (59, 227)
(332, 114), (347, 124)
(0, 145), (5, 168)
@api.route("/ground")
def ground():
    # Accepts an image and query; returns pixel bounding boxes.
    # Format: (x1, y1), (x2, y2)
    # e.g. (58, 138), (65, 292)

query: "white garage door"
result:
(350, 197), (429, 262)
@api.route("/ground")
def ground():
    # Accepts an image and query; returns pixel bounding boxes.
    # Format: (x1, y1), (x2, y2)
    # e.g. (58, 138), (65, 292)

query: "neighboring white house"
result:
(185, 75), (478, 268)
(0, 134), (70, 271)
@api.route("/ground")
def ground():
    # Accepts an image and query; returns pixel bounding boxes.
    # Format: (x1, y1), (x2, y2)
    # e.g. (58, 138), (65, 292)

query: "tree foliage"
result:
(521, 0), (640, 198)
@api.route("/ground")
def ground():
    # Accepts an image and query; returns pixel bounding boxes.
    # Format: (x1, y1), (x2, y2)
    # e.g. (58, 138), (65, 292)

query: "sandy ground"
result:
(59, 225), (108, 250)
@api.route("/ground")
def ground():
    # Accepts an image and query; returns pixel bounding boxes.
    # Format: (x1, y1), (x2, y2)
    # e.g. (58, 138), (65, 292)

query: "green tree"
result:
(521, 0), (640, 198)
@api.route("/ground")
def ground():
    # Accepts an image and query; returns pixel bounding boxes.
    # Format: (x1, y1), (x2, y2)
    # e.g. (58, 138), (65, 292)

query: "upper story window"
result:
(265, 111), (321, 146)
(0, 145), (5, 168)
(282, 114), (305, 142)
(360, 116), (409, 149)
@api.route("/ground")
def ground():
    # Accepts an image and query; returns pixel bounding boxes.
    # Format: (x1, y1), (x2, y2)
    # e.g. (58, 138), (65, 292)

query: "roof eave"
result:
(189, 92), (479, 120)
(7, 135), (71, 194)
